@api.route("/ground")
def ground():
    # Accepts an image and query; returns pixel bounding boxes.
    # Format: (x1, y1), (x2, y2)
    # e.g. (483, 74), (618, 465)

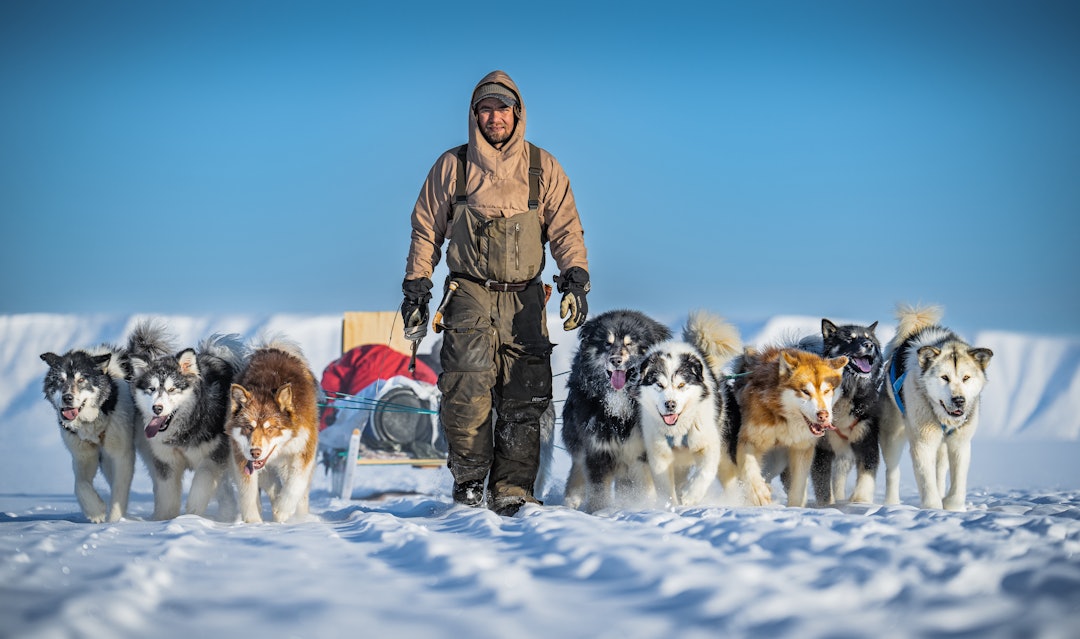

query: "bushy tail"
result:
(199, 333), (249, 371)
(893, 303), (944, 344)
(252, 333), (311, 369)
(683, 310), (743, 380)
(126, 318), (176, 361)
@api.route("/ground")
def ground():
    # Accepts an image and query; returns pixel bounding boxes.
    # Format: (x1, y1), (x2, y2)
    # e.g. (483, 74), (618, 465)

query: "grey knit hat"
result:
(472, 82), (518, 109)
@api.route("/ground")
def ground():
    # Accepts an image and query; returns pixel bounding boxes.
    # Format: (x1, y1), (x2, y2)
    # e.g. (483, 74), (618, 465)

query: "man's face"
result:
(475, 97), (516, 147)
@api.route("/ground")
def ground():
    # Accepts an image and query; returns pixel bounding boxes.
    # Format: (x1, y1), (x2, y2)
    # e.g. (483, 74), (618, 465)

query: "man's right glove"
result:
(554, 267), (590, 331)
(401, 277), (433, 342)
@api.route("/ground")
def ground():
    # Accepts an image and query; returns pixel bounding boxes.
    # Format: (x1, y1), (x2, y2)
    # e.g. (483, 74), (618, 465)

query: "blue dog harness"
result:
(888, 354), (957, 437)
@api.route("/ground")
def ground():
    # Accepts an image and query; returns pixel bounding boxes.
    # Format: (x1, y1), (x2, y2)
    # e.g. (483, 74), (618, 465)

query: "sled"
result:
(322, 311), (448, 499)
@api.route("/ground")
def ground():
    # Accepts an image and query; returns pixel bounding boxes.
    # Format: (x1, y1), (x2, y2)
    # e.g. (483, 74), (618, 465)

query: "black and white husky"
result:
(880, 305), (993, 511)
(129, 322), (246, 520)
(636, 311), (741, 508)
(561, 310), (671, 512)
(798, 319), (885, 505)
(40, 344), (138, 523)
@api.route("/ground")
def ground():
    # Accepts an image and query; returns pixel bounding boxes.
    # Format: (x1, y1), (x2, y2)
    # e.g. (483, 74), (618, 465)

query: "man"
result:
(401, 70), (590, 516)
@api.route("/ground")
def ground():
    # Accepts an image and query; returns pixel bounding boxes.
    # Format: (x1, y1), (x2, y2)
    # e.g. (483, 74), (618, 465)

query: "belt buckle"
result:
(484, 279), (506, 292)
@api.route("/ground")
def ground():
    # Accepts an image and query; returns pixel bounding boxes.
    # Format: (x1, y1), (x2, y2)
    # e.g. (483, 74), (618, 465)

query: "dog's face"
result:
(821, 319), (882, 379)
(638, 347), (708, 428)
(130, 349), (201, 439)
(228, 383), (298, 474)
(576, 312), (672, 392)
(40, 351), (114, 428)
(777, 350), (847, 437)
(918, 341), (993, 426)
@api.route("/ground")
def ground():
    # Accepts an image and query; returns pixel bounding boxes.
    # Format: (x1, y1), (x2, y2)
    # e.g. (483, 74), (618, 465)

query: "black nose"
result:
(664, 400), (677, 413)
(153, 405), (163, 415)
(62, 393), (74, 404)
(250, 447), (262, 459)
(952, 396), (965, 408)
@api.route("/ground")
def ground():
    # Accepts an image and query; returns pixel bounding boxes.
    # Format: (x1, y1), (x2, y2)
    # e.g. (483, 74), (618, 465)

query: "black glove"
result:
(554, 267), (590, 331)
(401, 277), (433, 341)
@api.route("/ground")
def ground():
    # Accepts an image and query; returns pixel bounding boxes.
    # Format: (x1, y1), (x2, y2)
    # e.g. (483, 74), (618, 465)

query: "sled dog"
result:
(720, 347), (847, 507)
(40, 344), (138, 522)
(880, 305), (993, 511)
(130, 324), (245, 520)
(561, 309), (672, 512)
(637, 311), (741, 507)
(227, 340), (320, 523)
(799, 319), (885, 505)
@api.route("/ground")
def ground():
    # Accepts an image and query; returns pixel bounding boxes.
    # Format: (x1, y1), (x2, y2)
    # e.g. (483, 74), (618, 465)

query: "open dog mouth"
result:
(245, 449), (275, 475)
(803, 415), (836, 437)
(850, 357), (873, 374)
(940, 400), (965, 418)
(608, 369), (628, 390)
(145, 414), (172, 439)
(60, 406), (81, 422)
(661, 412), (679, 426)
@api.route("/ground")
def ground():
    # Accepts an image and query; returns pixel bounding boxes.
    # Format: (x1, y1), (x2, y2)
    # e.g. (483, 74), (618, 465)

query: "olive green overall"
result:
(438, 144), (553, 502)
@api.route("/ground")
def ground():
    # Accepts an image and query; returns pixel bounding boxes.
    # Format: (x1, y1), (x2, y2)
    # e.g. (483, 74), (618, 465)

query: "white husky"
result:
(880, 304), (993, 511)
(637, 311), (741, 508)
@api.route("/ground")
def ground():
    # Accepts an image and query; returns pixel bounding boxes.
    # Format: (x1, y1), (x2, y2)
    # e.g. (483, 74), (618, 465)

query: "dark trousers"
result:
(437, 279), (553, 499)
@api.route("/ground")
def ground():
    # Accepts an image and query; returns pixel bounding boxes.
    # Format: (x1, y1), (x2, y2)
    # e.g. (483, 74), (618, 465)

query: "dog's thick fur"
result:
(40, 345), (138, 522)
(227, 340), (320, 523)
(637, 311), (741, 507)
(799, 319), (885, 505)
(129, 324), (246, 520)
(880, 305), (993, 511)
(561, 309), (672, 512)
(720, 347), (848, 507)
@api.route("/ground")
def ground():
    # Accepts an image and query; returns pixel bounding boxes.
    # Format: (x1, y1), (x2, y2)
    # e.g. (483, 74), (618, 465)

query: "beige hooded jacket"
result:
(404, 70), (588, 281)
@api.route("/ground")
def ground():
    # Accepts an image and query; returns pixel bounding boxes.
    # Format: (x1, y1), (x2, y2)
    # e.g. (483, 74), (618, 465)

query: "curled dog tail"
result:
(251, 334), (311, 369)
(199, 333), (249, 372)
(126, 318), (176, 361)
(684, 310), (743, 381)
(893, 303), (944, 344)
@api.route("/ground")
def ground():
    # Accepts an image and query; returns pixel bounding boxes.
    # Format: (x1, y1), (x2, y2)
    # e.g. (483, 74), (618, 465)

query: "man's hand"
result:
(401, 277), (433, 341)
(554, 267), (590, 331)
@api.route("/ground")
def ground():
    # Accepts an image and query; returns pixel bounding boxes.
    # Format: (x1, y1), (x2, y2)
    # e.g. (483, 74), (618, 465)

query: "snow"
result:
(3, 313), (1080, 638)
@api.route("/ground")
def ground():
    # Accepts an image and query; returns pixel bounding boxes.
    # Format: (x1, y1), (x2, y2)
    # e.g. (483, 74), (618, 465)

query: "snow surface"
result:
(3, 313), (1080, 638)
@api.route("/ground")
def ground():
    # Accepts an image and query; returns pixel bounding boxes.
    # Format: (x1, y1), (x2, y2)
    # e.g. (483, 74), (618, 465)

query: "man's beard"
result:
(481, 125), (513, 147)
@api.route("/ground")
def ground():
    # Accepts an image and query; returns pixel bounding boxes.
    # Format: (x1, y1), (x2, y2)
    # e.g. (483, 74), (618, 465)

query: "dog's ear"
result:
(40, 352), (62, 369)
(969, 348), (993, 371)
(91, 353), (112, 373)
(177, 349), (200, 376)
(778, 350), (799, 377)
(821, 319), (838, 340)
(275, 383), (294, 414)
(917, 346), (941, 371)
(867, 321), (879, 336)
(827, 356), (849, 372)
(230, 384), (251, 416)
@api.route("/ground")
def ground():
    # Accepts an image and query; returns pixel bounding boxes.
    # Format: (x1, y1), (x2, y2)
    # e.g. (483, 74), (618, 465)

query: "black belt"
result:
(450, 273), (539, 293)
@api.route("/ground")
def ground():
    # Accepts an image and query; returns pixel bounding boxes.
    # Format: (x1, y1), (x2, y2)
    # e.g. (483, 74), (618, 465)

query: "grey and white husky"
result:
(128, 321), (246, 520)
(40, 344), (138, 523)
(880, 305), (993, 511)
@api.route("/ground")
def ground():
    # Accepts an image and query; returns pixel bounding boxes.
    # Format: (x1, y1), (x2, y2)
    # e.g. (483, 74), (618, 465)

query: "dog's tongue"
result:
(144, 416), (167, 439)
(61, 408), (79, 421)
(663, 413), (679, 426)
(852, 357), (872, 373)
(246, 459), (267, 475)
(611, 370), (627, 390)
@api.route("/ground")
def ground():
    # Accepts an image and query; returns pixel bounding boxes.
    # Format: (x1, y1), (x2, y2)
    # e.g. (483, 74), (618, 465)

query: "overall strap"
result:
(527, 142), (541, 211)
(453, 144), (468, 212)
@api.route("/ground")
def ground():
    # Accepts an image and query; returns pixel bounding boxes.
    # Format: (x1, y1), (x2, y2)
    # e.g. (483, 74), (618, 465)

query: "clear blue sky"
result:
(2, 1), (1077, 337)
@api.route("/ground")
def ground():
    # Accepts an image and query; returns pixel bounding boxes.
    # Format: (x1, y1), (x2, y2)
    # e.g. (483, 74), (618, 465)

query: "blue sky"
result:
(2, 1), (1077, 338)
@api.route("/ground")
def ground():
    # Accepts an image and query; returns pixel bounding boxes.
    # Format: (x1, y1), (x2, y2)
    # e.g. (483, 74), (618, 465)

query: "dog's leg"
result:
(683, 443), (720, 507)
(272, 464), (310, 523)
(584, 452), (614, 513)
(152, 461), (183, 520)
(738, 442), (772, 506)
(935, 443), (949, 501)
(879, 408), (905, 505)
(103, 441), (136, 523)
(785, 445), (814, 508)
(909, 429), (944, 509)
(647, 441), (678, 508)
(942, 436), (971, 511)
(563, 456), (586, 510)
(69, 438), (108, 523)
(812, 445), (835, 506)
(185, 462), (220, 517)
(831, 453), (853, 503)
(234, 463), (263, 523)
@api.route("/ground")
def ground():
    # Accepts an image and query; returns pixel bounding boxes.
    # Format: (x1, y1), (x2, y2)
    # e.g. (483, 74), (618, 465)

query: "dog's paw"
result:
(943, 496), (967, 511)
(747, 479), (773, 506)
